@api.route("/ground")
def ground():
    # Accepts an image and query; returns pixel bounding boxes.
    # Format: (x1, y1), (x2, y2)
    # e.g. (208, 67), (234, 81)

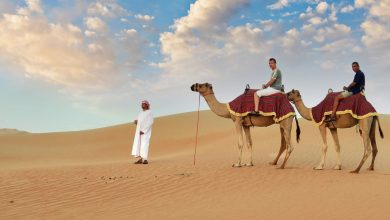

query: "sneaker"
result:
(324, 116), (336, 123)
(142, 160), (148, 164)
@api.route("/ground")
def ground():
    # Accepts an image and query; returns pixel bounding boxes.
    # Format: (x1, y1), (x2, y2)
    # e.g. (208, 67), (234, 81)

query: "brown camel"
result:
(287, 89), (384, 173)
(191, 83), (300, 168)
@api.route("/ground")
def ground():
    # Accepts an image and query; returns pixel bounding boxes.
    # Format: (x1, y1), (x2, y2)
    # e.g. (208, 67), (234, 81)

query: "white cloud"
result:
(118, 28), (145, 69)
(158, 0), (256, 89)
(282, 28), (300, 47)
(312, 23), (351, 43)
(225, 24), (264, 54)
(125, 28), (137, 36)
(355, 0), (375, 8)
(308, 16), (326, 25)
(316, 2), (328, 14)
(88, 43), (103, 52)
(87, 0), (128, 18)
(135, 14), (155, 22)
(0, 1), (148, 97)
(26, 0), (43, 13)
(359, 0), (390, 51)
(260, 19), (279, 32)
(84, 30), (96, 37)
(316, 39), (353, 53)
(84, 17), (107, 32)
(282, 11), (298, 17)
(361, 19), (390, 47)
(368, 0), (390, 19)
(267, 0), (290, 10)
(0, 13), (114, 91)
(340, 5), (354, 13)
(329, 3), (337, 21)
(299, 6), (314, 19)
(16, 0), (43, 15)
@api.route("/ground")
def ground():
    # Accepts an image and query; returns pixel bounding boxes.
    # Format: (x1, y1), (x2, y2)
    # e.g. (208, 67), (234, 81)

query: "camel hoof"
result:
(350, 170), (359, 174)
(232, 164), (242, 168)
(245, 163), (254, 167)
(367, 167), (374, 171)
(313, 166), (324, 170)
(333, 165), (342, 170)
(269, 161), (277, 166)
(277, 166), (285, 169)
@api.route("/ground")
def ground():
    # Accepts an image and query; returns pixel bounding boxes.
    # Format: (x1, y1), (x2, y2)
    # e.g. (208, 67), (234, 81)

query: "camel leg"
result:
(269, 127), (286, 166)
(243, 126), (254, 166)
(314, 124), (328, 170)
(232, 118), (244, 167)
(279, 117), (293, 169)
(351, 118), (373, 173)
(368, 118), (378, 171)
(329, 128), (342, 170)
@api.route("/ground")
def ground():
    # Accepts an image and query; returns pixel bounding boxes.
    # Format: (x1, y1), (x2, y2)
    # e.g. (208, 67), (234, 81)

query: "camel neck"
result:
(203, 93), (231, 118)
(293, 99), (312, 121)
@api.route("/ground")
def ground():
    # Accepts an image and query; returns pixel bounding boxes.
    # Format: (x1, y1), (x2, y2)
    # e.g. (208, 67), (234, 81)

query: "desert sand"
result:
(1, 111), (390, 220)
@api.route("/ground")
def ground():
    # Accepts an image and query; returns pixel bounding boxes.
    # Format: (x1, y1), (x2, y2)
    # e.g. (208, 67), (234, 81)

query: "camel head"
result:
(287, 89), (302, 103)
(190, 83), (214, 96)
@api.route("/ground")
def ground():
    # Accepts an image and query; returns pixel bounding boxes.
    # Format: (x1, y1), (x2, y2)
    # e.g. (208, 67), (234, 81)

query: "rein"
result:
(193, 90), (214, 165)
(193, 93), (201, 166)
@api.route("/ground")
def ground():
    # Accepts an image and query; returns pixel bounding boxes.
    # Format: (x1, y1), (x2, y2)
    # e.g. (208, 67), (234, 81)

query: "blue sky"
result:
(0, 0), (389, 132)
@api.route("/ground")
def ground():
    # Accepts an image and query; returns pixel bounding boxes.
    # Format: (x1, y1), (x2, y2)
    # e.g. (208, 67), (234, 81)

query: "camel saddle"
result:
(227, 89), (295, 123)
(311, 92), (378, 125)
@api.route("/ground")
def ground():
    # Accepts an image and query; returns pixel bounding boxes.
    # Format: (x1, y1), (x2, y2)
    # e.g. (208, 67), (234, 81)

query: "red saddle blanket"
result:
(311, 92), (378, 124)
(227, 89), (295, 122)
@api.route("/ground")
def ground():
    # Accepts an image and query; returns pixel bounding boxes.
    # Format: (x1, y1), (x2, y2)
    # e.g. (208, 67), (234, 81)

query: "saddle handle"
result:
(245, 84), (250, 93)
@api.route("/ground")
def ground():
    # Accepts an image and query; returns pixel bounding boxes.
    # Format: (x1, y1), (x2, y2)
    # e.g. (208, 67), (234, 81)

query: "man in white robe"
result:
(131, 100), (154, 164)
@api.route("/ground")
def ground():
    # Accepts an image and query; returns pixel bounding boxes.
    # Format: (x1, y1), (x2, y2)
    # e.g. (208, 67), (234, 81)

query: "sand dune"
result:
(1, 111), (390, 220)
(0, 129), (28, 135)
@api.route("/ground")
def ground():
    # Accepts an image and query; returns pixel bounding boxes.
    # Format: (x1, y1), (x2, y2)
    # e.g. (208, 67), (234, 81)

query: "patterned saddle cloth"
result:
(227, 89), (295, 122)
(311, 92), (378, 124)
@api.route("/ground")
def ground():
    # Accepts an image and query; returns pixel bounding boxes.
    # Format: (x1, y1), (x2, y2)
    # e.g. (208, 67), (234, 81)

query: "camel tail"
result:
(295, 116), (301, 143)
(375, 116), (384, 139)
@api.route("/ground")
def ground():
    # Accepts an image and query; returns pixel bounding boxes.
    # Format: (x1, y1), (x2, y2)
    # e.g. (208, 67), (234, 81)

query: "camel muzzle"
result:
(191, 83), (198, 92)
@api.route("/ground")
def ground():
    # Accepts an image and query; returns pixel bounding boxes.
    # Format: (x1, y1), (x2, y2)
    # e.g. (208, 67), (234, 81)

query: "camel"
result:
(287, 89), (384, 173)
(191, 83), (300, 168)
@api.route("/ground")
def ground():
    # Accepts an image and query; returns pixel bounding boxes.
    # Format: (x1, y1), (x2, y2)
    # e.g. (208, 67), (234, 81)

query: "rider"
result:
(251, 58), (283, 115)
(325, 61), (365, 122)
